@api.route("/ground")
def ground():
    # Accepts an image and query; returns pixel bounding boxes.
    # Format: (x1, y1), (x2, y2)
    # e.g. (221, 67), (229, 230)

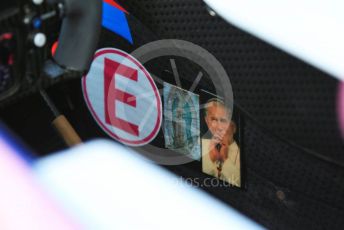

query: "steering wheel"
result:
(0, 0), (102, 104)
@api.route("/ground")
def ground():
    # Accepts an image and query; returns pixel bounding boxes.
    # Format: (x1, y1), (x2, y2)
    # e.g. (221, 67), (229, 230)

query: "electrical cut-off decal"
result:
(82, 48), (162, 146)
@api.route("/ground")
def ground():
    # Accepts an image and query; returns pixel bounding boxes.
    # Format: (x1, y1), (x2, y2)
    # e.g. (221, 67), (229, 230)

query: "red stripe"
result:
(115, 89), (137, 107)
(103, 0), (128, 13)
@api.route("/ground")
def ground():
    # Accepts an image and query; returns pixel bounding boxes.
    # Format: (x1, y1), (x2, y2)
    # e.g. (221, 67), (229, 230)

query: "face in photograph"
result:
(202, 99), (241, 187)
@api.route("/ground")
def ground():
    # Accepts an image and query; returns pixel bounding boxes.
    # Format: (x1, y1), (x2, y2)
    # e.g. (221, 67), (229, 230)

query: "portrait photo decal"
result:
(201, 98), (241, 187)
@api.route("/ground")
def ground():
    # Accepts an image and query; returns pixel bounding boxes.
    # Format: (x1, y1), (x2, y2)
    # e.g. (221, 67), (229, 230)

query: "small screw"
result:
(206, 6), (217, 17)
(276, 190), (286, 201)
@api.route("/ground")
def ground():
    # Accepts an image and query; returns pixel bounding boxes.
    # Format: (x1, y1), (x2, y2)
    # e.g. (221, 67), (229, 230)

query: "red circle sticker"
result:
(82, 48), (162, 146)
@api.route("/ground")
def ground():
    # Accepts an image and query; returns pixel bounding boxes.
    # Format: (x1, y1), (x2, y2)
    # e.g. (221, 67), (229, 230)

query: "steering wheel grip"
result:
(47, 0), (102, 73)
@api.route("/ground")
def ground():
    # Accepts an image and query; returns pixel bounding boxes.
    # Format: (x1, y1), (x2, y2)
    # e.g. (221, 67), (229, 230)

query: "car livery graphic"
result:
(102, 0), (133, 44)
